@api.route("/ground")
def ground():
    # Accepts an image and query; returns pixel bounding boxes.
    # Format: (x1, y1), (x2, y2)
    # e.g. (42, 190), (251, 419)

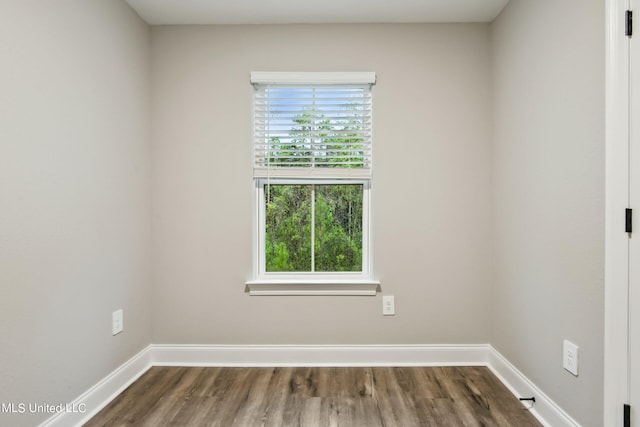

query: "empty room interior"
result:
(1, 0), (616, 426)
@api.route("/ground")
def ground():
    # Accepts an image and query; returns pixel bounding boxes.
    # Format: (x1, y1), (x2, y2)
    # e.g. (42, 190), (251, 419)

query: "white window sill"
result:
(245, 279), (380, 296)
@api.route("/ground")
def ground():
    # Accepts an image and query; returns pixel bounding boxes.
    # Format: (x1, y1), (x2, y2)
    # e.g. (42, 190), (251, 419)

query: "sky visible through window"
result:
(256, 85), (369, 169)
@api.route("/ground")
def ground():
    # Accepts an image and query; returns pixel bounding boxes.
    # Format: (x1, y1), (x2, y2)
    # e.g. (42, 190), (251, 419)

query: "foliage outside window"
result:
(265, 183), (363, 273)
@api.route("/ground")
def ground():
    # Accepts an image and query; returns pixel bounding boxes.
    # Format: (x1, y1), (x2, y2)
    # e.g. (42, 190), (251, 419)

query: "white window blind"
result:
(251, 72), (375, 179)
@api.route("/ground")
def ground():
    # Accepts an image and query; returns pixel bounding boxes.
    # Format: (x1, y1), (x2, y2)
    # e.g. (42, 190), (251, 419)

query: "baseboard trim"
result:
(487, 345), (580, 427)
(39, 345), (152, 427)
(150, 344), (490, 367)
(41, 344), (580, 427)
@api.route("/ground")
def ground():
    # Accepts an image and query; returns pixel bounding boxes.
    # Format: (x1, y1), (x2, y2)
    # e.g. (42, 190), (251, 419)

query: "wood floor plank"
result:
(84, 366), (542, 427)
(260, 367), (292, 427)
(375, 367), (425, 426)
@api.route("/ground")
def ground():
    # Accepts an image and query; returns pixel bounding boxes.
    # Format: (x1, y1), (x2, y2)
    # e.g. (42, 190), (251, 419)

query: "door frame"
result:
(605, 0), (632, 425)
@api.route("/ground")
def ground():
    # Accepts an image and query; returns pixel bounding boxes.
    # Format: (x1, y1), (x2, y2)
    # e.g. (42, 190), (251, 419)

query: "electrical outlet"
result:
(382, 295), (395, 316)
(563, 339), (579, 376)
(112, 309), (123, 336)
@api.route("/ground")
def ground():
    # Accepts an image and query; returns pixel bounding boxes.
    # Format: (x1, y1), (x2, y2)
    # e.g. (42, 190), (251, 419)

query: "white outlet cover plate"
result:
(382, 295), (395, 316)
(563, 339), (578, 376)
(112, 309), (123, 335)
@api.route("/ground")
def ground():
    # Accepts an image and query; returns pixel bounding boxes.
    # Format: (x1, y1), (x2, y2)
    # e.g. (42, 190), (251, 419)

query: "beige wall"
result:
(490, 0), (604, 425)
(150, 24), (493, 345)
(0, 2), (606, 424)
(0, 1), (151, 425)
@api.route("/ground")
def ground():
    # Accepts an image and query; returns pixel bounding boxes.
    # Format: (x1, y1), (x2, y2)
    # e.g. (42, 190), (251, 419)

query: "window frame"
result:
(255, 178), (371, 283)
(246, 72), (379, 295)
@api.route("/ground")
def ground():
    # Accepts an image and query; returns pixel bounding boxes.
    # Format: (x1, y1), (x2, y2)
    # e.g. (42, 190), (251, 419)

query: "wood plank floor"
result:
(84, 366), (542, 426)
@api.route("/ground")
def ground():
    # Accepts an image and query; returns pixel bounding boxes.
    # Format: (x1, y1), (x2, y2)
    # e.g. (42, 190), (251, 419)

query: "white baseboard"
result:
(41, 343), (580, 427)
(487, 345), (581, 427)
(150, 344), (490, 367)
(39, 345), (152, 427)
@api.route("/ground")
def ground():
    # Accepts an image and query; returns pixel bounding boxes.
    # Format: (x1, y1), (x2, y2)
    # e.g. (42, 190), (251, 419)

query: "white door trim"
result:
(605, 0), (631, 425)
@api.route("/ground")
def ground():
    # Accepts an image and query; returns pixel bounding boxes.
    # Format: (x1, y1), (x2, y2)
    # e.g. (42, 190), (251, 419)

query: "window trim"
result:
(250, 71), (376, 86)
(246, 72), (379, 295)
(244, 280), (380, 296)
(246, 178), (380, 295)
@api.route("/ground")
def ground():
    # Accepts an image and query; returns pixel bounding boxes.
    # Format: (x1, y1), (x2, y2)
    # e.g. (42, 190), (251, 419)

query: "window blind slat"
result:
(253, 83), (372, 177)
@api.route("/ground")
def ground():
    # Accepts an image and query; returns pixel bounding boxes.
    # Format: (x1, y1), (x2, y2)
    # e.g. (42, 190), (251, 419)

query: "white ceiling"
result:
(125, 0), (510, 25)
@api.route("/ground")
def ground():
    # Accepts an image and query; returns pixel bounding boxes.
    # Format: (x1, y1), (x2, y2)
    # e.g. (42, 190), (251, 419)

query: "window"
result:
(247, 72), (379, 295)
(260, 181), (366, 273)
